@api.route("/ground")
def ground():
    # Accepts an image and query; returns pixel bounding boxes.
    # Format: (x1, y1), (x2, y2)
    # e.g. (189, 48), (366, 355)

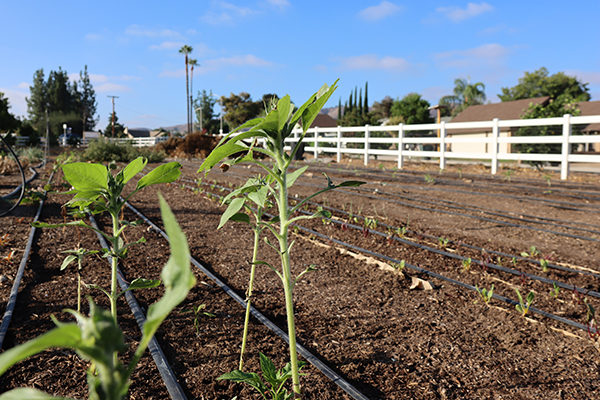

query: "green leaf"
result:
(218, 197), (246, 229)
(140, 194), (195, 352)
(247, 186), (269, 207)
(337, 180), (366, 187)
(0, 324), (81, 376)
(301, 80), (339, 132)
(121, 157), (148, 184)
(32, 220), (91, 230)
(136, 162), (182, 191)
(60, 255), (78, 271)
(286, 166), (308, 188)
(259, 353), (279, 388)
(277, 95), (293, 132)
(127, 278), (161, 291)
(229, 212), (251, 224)
(217, 370), (268, 394)
(197, 143), (249, 174)
(62, 163), (108, 191)
(312, 210), (332, 219)
(0, 388), (76, 400)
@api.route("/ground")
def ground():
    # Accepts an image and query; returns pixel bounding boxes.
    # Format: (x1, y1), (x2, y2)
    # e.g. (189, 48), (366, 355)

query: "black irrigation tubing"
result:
(291, 222), (590, 333)
(88, 214), (188, 400)
(124, 200), (371, 400)
(0, 135), (26, 217)
(3, 165), (39, 199)
(0, 170), (54, 349)
(178, 171), (600, 281)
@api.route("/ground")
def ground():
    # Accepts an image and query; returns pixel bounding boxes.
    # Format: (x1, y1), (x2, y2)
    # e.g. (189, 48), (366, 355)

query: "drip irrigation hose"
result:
(88, 214), (188, 400)
(181, 172), (600, 281)
(124, 200), (370, 400)
(0, 170), (55, 349)
(0, 134), (26, 217)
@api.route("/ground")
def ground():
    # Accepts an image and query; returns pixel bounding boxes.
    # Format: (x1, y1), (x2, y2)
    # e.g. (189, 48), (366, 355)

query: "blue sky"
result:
(1, 1), (599, 130)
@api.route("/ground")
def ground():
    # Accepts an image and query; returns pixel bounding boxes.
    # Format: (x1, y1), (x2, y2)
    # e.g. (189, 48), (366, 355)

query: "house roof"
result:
(578, 100), (600, 133)
(448, 97), (551, 135)
(124, 128), (151, 138)
(311, 113), (337, 128)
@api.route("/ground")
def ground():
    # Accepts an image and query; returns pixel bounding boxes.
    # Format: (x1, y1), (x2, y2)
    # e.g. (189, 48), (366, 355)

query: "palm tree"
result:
(440, 77), (486, 117)
(179, 45), (193, 133)
(189, 58), (199, 132)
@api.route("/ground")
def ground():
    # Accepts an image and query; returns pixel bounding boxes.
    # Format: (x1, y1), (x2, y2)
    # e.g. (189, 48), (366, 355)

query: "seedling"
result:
(200, 81), (364, 396)
(364, 217), (378, 230)
(539, 252), (555, 273)
(181, 303), (216, 337)
(33, 157), (182, 322)
(549, 282), (560, 298)
(392, 260), (405, 272)
(515, 289), (535, 316)
(502, 170), (513, 181)
(61, 247), (99, 313)
(0, 233), (9, 247)
(396, 226), (407, 238)
(438, 237), (449, 248)
(457, 167), (463, 179)
(461, 258), (472, 271)
(521, 246), (540, 258)
(0, 196), (196, 400)
(543, 173), (552, 187)
(218, 353), (306, 400)
(475, 284), (494, 305)
(424, 174), (435, 184)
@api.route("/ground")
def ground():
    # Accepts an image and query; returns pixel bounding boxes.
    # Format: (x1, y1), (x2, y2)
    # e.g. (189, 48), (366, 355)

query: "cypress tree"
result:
(364, 82), (369, 114)
(354, 87), (358, 109)
(348, 91), (353, 113)
(359, 87), (363, 115)
(338, 97), (342, 119)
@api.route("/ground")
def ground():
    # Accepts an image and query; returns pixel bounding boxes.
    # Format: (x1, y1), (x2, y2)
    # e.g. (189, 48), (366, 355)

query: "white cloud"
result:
(125, 25), (183, 38)
(95, 83), (132, 93)
(434, 43), (509, 69)
(266, 0), (291, 9)
(150, 41), (186, 51)
(335, 54), (416, 72)
(564, 70), (600, 85)
(0, 87), (28, 118)
(17, 82), (29, 89)
(160, 54), (274, 77)
(85, 33), (102, 40)
(436, 2), (493, 22)
(159, 68), (186, 78)
(478, 23), (518, 36)
(358, 1), (403, 22)
(421, 86), (453, 104)
(201, 1), (261, 25)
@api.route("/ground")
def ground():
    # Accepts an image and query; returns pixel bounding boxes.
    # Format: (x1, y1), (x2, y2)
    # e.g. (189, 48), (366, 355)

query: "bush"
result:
(155, 132), (220, 158)
(83, 139), (165, 163)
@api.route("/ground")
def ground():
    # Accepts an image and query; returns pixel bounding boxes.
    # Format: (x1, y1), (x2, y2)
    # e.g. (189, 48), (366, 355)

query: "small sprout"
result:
(550, 282), (560, 299)
(521, 246), (540, 258)
(475, 284), (494, 305)
(438, 237), (449, 248)
(181, 303), (216, 337)
(540, 258), (549, 273)
(543, 173), (552, 187)
(515, 289), (535, 316)
(424, 174), (435, 184)
(392, 260), (405, 272)
(511, 257), (517, 268)
(461, 258), (472, 271)
(496, 256), (503, 267)
(502, 170), (513, 181)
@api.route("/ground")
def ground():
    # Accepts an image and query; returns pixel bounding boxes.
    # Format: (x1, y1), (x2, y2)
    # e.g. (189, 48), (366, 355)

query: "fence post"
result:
(561, 114), (571, 180)
(440, 121), (446, 170)
(314, 127), (319, 161)
(398, 124), (404, 169)
(336, 126), (342, 163)
(491, 118), (499, 175)
(364, 125), (370, 166)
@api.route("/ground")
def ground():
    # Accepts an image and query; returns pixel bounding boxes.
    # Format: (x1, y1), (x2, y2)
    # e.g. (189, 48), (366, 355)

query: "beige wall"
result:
(447, 131), (511, 154)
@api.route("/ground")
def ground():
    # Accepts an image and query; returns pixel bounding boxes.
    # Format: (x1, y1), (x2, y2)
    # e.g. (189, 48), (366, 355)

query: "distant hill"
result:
(157, 123), (188, 133)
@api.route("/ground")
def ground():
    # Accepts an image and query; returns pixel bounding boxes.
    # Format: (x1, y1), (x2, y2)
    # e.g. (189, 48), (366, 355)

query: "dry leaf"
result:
(410, 276), (433, 290)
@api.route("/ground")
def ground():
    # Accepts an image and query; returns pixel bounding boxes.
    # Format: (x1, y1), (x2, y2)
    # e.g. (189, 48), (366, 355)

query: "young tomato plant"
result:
(0, 196), (196, 400)
(199, 81), (364, 397)
(60, 247), (99, 313)
(33, 157), (182, 322)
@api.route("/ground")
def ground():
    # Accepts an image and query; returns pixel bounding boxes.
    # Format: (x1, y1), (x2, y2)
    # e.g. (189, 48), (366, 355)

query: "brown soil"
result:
(1, 158), (599, 399)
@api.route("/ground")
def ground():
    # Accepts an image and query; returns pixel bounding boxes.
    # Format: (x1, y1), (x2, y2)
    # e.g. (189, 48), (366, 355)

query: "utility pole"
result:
(107, 95), (119, 138)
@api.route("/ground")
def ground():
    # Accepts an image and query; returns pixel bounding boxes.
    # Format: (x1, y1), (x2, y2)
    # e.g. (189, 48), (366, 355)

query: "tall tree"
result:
(354, 86), (358, 109)
(390, 93), (434, 125)
(337, 98), (342, 120)
(220, 92), (261, 130)
(439, 78), (486, 117)
(26, 68), (48, 133)
(179, 45), (193, 133)
(371, 96), (393, 119)
(498, 67), (590, 102)
(189, 59), (199, 132)
(78, 65), (98, 131)
(193, 89), (218, 134)
(364, 82), (369, 114)
(348, 91), (353, 113)
(103, 111), (125, 138)
(359, 87), (363, 115)
(0, 92), (20, 133)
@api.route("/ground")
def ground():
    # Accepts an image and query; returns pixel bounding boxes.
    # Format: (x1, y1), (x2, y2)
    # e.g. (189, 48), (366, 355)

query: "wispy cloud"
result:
(160, 54), (274, 77)
(267, 0), (291, 9)
(125, 25), (183, 38)
(436, 2), (493, 22)
(564, 70), (600, 85)
(150, 41), (186, 51)
(95, 83), (132, 93)
(433, 43), (509, 69)
(85, 33), (102, 41)
(478, 23), (518, 36)
(335, 54), (417, 72)
(201, 1), (261, 25)
(357, 1), (403, 22)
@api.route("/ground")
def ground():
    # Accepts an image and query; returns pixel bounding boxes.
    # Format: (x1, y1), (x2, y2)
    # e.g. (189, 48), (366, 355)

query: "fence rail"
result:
(272, 113), (600, 180)
(11, 136), (168, 148)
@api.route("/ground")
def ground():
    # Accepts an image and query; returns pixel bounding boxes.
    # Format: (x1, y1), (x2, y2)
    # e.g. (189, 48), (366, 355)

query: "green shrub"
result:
(83, 139), (165, 163)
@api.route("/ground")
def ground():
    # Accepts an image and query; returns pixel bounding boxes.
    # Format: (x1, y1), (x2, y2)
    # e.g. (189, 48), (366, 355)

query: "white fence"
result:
(277, 114), (600, 180)
(12, 136), (168, 148)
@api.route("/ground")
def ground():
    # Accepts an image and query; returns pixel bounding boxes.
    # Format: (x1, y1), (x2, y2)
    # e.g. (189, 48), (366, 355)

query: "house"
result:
(576, 100), (600, 152)
(447, 97), (550, 154)
(124, 128), (151, 139)
(83, 131), (103, 140)
(310, 113), (338, 128)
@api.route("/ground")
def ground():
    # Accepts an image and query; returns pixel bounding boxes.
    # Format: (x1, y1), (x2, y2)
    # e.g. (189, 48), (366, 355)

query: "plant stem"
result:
(110, 213), (120, 322)
(239, 223), (261, 371)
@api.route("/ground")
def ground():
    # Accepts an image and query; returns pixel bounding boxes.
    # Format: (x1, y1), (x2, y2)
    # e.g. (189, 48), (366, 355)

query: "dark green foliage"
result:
(498, 67), (590, 102)
(0, 92), (20, 133)
(364, 82), (369, 114)
(220, 92), (262, 129)
(439, 78), (486, 117)
(83, 139), (165, 163)
(514, 95), (581, 156)
(193, 89), (219, 134)
(104, 112), (126, 138)
(390, 93), (434, 125)
(371, 96), (393, 119)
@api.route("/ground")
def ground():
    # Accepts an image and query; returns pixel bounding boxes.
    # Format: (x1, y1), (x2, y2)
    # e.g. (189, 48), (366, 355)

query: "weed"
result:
(181, 303), (216, 337)
(61, 247), (99, 313)
(550, 283), (560, 299)
(392, 260), (405, 272)
(438, 237), (449, 248)
(424, 174), (435, 184)
(502, 170), (513, 181)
